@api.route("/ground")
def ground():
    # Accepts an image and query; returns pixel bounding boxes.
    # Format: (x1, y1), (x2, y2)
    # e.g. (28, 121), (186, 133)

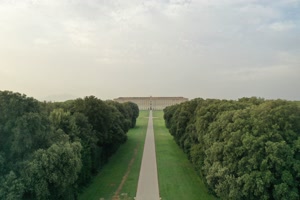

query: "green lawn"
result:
(153, 110), (215, 200)
(79, 110), (149, 200)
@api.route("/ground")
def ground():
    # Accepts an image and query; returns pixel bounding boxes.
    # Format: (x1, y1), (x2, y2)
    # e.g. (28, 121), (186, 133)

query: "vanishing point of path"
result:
(136, 110), (160, 200)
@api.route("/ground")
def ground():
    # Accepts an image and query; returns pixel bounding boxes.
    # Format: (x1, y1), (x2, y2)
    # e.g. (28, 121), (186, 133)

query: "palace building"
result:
(113, 96), (188, 110)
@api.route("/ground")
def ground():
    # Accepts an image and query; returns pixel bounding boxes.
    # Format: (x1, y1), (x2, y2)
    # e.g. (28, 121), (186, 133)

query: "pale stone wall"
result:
(113, 96), (188, 110)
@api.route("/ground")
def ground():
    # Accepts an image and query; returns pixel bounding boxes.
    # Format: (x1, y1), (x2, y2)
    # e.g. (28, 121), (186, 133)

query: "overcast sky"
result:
(0, 0), (299, 101)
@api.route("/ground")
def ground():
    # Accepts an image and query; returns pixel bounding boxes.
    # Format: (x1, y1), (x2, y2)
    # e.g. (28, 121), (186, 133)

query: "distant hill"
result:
(42, 94), (79, 102)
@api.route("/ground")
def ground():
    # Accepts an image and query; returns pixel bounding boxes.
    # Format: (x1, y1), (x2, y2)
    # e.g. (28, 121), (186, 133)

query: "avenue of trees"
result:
(0, 91), (139, 200)
(164, 98), (300, 200)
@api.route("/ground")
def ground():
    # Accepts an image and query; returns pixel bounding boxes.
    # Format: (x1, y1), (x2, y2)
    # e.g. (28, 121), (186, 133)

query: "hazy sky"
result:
(1, 0), (300, 101)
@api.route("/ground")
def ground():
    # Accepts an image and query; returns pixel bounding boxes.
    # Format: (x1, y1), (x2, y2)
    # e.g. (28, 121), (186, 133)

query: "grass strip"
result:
(79, 110), (149, 200)
(153, 110), (215, 200)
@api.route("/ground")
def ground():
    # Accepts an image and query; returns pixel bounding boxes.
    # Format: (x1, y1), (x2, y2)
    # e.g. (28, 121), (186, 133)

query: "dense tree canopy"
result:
(0, 91), (139, 199)
(164, 98), (300, 200)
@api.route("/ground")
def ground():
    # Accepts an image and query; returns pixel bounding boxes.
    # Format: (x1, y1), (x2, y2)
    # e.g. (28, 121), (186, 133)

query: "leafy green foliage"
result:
(0, 91), (139, 199)
(23, 140), (82, 200)
(164, 97), (300, 199)
(0, 171), (24, 200)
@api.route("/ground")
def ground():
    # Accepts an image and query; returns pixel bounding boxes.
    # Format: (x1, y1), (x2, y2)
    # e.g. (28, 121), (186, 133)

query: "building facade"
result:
(114, 96), (188, 110)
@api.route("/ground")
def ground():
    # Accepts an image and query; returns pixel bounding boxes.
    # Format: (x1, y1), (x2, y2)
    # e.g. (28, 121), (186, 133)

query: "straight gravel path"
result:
(135, 110), (160, 200)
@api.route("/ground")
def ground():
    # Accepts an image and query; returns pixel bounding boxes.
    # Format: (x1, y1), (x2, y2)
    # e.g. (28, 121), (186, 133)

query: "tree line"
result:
(164, 97), (300, 200)
(0, 91), (139, 200)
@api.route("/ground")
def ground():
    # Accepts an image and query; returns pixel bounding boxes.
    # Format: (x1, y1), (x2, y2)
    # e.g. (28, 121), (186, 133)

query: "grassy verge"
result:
(153, 110), (215, 200)
(79, 110), (149, 200)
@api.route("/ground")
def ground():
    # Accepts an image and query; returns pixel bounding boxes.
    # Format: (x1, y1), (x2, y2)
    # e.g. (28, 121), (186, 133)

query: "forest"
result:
(164, 97), (300, 200)
(0, 91), (139, 200)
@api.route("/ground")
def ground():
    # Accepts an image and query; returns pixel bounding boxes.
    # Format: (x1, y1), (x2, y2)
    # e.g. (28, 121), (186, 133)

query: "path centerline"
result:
(135, 110), (160, 200)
